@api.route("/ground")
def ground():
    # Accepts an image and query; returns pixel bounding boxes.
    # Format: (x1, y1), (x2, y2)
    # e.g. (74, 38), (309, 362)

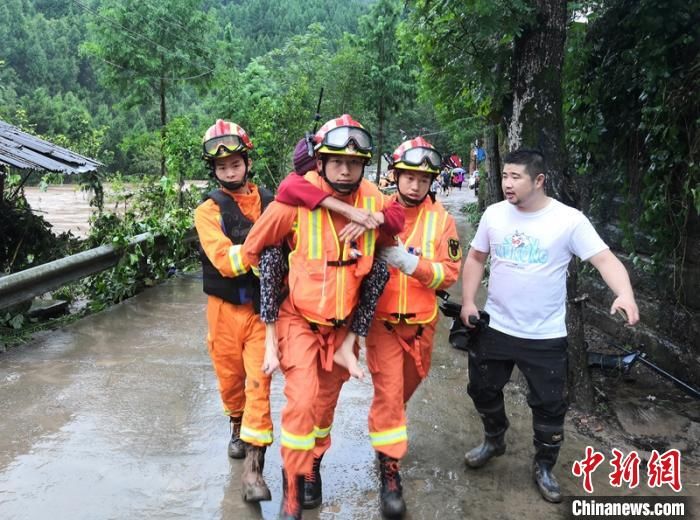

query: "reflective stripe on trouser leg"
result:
(239, 309), (273, 446)
(280, 361), (318, 476)
(206, 297), (247, 416)
(312, 358), (349, 458)
(366, 321), (435, 459)
(277, 301), (325, 476)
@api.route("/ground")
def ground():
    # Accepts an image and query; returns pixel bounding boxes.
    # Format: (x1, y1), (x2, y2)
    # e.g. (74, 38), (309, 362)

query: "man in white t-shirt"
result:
(459, 149), (639, 503)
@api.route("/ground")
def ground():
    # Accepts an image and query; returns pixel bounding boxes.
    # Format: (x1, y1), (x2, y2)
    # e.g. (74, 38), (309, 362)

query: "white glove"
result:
(378, 240), (419, 275)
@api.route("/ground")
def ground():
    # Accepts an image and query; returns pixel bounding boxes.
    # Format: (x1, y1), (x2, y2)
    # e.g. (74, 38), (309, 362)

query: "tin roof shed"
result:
(0, 119), (102, 174)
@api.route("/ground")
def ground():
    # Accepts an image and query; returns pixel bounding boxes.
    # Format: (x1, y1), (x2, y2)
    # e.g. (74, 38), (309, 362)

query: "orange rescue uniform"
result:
(194, 183), (273, 447)
(243, 170), (390, 477)
(367, 194), (461, 459)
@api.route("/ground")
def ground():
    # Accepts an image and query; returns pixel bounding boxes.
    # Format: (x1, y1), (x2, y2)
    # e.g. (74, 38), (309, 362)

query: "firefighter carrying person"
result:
(314, 137), (463, 519)
(193, 120), (274, 502)
(262, 136), (461, 518)
(257, 134), (404, 380)
(241, 114), (401, 520)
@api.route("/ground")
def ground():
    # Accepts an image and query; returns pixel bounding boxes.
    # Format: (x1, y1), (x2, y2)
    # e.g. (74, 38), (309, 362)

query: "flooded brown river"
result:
(24, 184), (94, 238)
(2, 187), (698, 519)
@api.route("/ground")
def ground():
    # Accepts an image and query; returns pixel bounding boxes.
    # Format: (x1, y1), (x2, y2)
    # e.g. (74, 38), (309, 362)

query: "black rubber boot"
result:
(378, 453), (406, 519)
(279, 469), (304, 520)
(465, 415), (509, 469)
(228, 416), (246, 459)
(464, 432), (506, 468)
(533, 438), (562, 503)
(302, 455), (323, 509)
(241, 444), (272, 502)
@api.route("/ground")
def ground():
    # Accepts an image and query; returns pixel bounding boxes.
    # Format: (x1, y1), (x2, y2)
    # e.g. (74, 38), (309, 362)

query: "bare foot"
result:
(334, 348), (364, 379)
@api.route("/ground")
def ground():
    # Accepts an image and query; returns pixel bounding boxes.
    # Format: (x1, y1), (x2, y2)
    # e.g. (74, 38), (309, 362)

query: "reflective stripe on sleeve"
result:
(228, 244), (248, 276)
(427, 262), (445, 289)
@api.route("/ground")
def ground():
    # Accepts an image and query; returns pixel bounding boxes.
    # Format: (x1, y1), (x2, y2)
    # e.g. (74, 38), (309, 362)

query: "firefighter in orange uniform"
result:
(243, 115), (394, 520)
(194, 120), (273, 503)
(368, 138), (462, 518)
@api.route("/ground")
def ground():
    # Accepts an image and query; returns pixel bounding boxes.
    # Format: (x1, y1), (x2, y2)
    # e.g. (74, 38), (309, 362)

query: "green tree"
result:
(357, 0), (414, 182)
(82, 0), (212, 177)
(408, 0), (531, 205)
(409, 0), (592, 407)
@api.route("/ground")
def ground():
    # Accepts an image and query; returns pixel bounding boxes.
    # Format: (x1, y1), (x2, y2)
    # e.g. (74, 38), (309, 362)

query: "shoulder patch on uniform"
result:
(448, 238), (462, 261)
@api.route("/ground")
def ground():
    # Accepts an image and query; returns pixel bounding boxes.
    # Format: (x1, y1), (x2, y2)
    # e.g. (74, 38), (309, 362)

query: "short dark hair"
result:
(503, 149), (545, 179)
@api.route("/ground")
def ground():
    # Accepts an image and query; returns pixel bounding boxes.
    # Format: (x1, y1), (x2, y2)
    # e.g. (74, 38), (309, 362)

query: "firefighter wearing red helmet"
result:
(241, 115), (402, 519)
(366, 137), (461, 518)
(194, 119), (273, 503)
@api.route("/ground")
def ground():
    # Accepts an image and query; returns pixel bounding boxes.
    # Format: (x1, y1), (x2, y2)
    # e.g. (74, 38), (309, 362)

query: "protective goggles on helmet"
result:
(317, 126), (373, 153)
(397, 146), (442, 171)
(202, 135), (249, 159)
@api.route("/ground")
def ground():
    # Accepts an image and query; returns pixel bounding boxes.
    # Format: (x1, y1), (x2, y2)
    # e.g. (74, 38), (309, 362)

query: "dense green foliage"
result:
(565, 0), (699, 275)
(1, 0), (697, 300)
(408, 0), (698, 278)
(82, 175), (201, 311)
(0, 0), (435, 184)
(407, 0), (532, 149)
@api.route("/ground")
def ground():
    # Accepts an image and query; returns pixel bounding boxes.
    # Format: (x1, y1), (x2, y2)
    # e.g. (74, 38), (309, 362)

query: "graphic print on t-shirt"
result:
(493, 229), (548, 265)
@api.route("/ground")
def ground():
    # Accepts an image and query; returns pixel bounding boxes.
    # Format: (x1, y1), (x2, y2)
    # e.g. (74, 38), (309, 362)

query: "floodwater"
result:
(23, 181), (208, 238)
(24, 185), (94, 238)
(2, 188), (698, 519)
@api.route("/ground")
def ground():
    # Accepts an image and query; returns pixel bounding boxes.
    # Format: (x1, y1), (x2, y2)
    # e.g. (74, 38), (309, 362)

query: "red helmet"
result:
(391, 137), (442, 175)
(202, 119), (253, 160)
(314, 114), (372, 159)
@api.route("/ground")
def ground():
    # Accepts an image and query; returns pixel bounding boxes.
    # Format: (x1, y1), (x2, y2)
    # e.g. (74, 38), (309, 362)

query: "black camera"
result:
(438, 299), (489, 353)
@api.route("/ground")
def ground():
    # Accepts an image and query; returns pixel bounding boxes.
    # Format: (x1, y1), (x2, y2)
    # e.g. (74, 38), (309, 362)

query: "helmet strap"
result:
(319, 156), (363, 195)
(207, 153), (250, 191)
(395, 170), (429, 207)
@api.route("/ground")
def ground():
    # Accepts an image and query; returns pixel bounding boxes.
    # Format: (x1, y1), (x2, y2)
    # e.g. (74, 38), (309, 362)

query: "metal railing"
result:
(0, 229), (197, 311)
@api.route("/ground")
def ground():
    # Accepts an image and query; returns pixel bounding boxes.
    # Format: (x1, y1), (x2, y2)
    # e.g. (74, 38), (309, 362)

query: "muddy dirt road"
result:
(2, 187), (698, 519)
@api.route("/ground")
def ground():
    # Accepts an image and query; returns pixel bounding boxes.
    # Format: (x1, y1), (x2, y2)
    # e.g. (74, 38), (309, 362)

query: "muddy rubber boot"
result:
(378, 453), (406, 519)
(464, 431), (506, 469)
(302, 455), (323, 509)
(533, 439), (562, 503)
(465, 412), (508, 469)
(279, 469), (304, 520)
(228, 416), (246, 459)
(241, 444), (272, 502)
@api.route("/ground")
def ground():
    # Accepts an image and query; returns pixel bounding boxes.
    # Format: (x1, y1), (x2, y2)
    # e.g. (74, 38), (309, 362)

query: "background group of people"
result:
(194, 115), (640, 519)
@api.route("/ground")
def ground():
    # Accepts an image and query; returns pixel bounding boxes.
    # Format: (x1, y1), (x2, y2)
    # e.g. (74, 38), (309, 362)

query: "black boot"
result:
(228, 416), (246, 459)
(378, 453), (406, 519)
(279, 469), (304, 520)
(464, 431), (506, 468)
(241, 444), (272, 502)
(533, 438), (562, 503)
(302, 455), (323, 509)
(464, 416), (509, 469)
